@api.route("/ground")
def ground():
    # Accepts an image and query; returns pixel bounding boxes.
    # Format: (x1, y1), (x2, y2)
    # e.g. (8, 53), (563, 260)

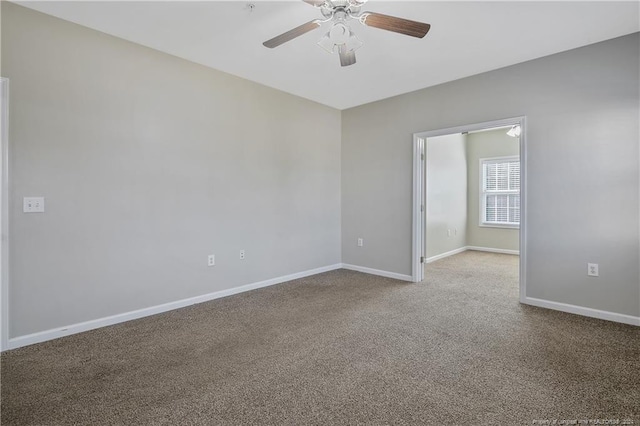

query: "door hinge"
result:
(420, 256), (425, 264)
(420, 204), (424, 212)
(420, 153), (425, 161)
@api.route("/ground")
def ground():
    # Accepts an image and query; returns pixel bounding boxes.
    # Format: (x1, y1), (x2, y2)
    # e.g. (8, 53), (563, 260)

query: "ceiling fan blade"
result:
(362, 12), (431, 38)
(338, 46), (356, 67)
(263, 20), (321, 48)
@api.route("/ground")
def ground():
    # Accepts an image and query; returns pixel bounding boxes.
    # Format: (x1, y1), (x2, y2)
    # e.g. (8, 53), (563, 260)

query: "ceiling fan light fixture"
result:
(317, 31), (335, 53)
(317, 23), (363, 54)
(344, 30), (363, 52)
(506, 125), (522, 137)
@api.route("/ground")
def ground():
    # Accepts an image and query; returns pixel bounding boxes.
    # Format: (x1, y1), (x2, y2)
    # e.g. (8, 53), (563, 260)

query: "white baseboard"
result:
(7, 263), (343, 350)
(522, 296), (640, 326)
(340, 263), (413, 282)
(9, 261), (635, 351)
(426, 246), (519, 264)
(426, 247), (468, 263)
(466, 246), (520, 255)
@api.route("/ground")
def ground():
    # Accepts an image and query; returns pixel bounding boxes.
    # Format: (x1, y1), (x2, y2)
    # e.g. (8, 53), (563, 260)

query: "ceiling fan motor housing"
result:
(321, 1), (364, 17)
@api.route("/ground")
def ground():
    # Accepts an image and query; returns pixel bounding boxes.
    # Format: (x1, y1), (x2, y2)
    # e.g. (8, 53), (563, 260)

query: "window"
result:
(480, 156), (520, 228)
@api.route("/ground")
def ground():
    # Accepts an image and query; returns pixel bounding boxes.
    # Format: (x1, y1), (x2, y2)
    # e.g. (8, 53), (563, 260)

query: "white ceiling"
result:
(16, 1), (640, 110)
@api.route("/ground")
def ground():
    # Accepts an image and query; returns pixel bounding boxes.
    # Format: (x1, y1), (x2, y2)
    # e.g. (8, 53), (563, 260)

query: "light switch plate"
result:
(23, 197), (45, 213)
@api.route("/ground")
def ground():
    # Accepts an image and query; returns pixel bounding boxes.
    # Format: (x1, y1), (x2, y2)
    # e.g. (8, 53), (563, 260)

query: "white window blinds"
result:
(481, 157), (520, 227)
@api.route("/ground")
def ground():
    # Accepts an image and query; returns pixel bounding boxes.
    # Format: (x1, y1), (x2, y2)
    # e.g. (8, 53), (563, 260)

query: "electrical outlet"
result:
(357, 238), (363, 247)
(454, 228), (458, 236)
(208, 255), (215, 266)
(23, 197), (45, 213)
(587, 263), (599, 277)
(240, 250), (245, 260)
(447, 229), (451, 237)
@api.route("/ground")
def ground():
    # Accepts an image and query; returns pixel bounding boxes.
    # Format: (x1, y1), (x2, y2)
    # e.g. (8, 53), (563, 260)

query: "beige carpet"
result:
(2, 251), (639, 425)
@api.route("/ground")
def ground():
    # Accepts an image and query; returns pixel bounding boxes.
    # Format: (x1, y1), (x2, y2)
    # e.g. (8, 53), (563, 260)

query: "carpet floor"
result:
(1, 251), (639, 425)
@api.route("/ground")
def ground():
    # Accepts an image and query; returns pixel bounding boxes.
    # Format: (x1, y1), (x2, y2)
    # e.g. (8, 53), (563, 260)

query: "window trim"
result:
(479, 155), (520, 229)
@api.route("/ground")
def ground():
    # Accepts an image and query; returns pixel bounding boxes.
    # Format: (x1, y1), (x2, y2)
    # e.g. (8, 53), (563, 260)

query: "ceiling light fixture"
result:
(317, 12), (363, 66)
(506, 125), (521, 137)
(263, 0), (431, 67)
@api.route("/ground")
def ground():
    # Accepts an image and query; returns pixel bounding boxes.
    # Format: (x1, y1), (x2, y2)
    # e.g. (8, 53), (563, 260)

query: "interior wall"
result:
(342, 33), (640, 318)
(2, 3), (639, 343)
(466, 128), (519, 251)
(425, 133), (467, 258)
(2, 3), (342, 338)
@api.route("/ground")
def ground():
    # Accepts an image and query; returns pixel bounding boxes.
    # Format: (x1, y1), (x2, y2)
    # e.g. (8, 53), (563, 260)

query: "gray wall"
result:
(426, 133), (467, 258)
(342, 33), (640, 317)
(466, 128), (519, 251)
(2, 3), (342, 338)
(3, 3), (639, 339)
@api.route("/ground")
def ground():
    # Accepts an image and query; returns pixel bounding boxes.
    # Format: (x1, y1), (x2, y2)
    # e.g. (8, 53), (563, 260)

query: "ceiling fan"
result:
(263, 0), (431, 67)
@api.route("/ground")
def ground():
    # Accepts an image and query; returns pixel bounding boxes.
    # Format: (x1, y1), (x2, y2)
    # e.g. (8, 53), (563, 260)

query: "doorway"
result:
(412, 117), (526, 303)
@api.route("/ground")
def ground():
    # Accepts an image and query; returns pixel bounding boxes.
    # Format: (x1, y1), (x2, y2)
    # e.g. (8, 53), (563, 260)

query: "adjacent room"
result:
(422, 125), (521, 299)
(1, 1), (639, 424)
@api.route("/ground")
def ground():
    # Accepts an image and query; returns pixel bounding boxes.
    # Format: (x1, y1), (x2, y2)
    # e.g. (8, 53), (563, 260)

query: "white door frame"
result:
(1, 78), (9, 351)
(412, 116), (527, 303)
(412, 137), (426, 282)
